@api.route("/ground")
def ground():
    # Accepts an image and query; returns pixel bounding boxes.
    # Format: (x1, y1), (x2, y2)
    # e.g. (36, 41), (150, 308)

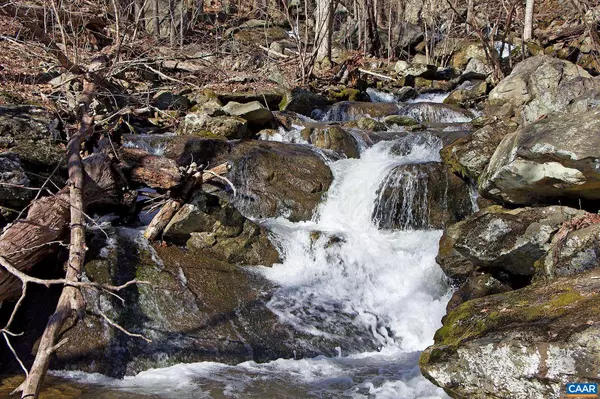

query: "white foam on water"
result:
(409, 92), (450, 104)
(367, 88), (397, 103)
(55, 137), (451, 399)
(262, 140), (449, 353)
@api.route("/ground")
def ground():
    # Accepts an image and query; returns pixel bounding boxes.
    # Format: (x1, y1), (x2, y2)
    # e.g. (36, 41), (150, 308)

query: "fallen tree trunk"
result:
(143, 162), (231, 241)
(118, 148), (181, 190)
(0, 153), (123, 303)
(15, 78), (97, 398)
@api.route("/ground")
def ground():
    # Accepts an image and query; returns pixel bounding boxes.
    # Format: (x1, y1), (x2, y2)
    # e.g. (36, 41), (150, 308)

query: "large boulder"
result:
(441, 122), (513, 181)
(301, 126), (360, 158)
(163, 192), (280, 266)
(52, 228), (310, 377)
(222, 101), (274, 127)
(479, 110), (600, 205)
(437, 206), (586, 284)
(487, 55), (600, 125)
(178, 112), (250, 139)
(226, 141), (333, 221)
(373, 162), (474, 230)
(0, 106), (64, 173)
(420, 267), (600, 399)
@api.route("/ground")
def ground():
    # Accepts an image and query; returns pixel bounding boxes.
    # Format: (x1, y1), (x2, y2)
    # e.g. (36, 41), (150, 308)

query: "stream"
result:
(6, 92), (475, 398)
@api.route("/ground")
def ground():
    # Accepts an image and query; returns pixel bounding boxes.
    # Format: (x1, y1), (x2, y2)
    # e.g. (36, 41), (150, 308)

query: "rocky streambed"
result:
(1, 55), (600, 398)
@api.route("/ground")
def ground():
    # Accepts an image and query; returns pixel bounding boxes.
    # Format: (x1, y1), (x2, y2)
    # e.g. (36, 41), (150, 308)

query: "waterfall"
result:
(54, 134), (451, 398)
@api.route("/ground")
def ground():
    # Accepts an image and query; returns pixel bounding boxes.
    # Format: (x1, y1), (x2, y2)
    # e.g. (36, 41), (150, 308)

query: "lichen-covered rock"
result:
(420, 267), (600, 399)
(479, 110), (600, 205)
(436, 206), (585, 283)
(373, 162), (474, 230)
(178, 113), (250, 139)
(227, 140), (333, 221)
(222, 100), (274, 126)
(302, 126), (360, 158)
(441, 122), (513, 181)
(487, 55), (599, 125)
(0, 105), (64, 173)
(163, 192), (280, 266)
(537, 218), (600, 280)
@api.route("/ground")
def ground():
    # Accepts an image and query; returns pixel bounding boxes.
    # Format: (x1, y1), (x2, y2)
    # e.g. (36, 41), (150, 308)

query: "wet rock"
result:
(401, 102), (474, 124)
(164, 192), (280, 266)
(305, 126), (360, 158)
(479, 110), (600, 205)
(53, 228), (305, 377)
(436, 205), (585, 284)
(441, 122), (513, 181)
(356, 117), (387, 131)
(279, 88), (330, 116)
(373, 162), (474, 230)
(395, 86), (418, 102)
(383, 115), (419, 127)
(222, 101), (274, 127)
(227, 140), (333, 221)
(323, 101), (400, 121)
(487, 55), (600, 125)
(421, 267), (600, 399)
(178, 112), (250, 139)
(0, 105), (64, 173)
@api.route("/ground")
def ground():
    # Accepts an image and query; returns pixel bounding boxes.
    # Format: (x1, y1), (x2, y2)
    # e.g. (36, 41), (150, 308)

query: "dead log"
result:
(143, 162), (230, 241)
(15, 78), (97, 398)
(118, 148), (181, 190)
(0, 153), (123, 303)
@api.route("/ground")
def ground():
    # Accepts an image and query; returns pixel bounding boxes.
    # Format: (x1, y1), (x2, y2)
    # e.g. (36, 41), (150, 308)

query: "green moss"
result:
(327, 87), (361, 102)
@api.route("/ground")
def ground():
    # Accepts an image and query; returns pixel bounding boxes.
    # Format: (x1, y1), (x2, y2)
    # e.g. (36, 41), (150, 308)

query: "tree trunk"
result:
(466, 0), (474, 34)
(524, 0), (534, 41)
(363, 0), (381, 56)
(314, 0), (334, 64)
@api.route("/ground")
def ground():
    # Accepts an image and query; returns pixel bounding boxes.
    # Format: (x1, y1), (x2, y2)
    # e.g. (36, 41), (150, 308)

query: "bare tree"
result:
(523, 0), (534, 41)
(315, 0), (335, 64)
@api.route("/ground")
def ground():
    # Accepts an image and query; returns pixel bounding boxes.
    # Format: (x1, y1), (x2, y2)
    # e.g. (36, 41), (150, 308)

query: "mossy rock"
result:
(421, 268), (600, 399)
(383, 115), (419, 126)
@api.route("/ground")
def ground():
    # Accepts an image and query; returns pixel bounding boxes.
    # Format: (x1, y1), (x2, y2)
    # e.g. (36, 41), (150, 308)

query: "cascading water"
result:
(53, 121), (453, 398)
